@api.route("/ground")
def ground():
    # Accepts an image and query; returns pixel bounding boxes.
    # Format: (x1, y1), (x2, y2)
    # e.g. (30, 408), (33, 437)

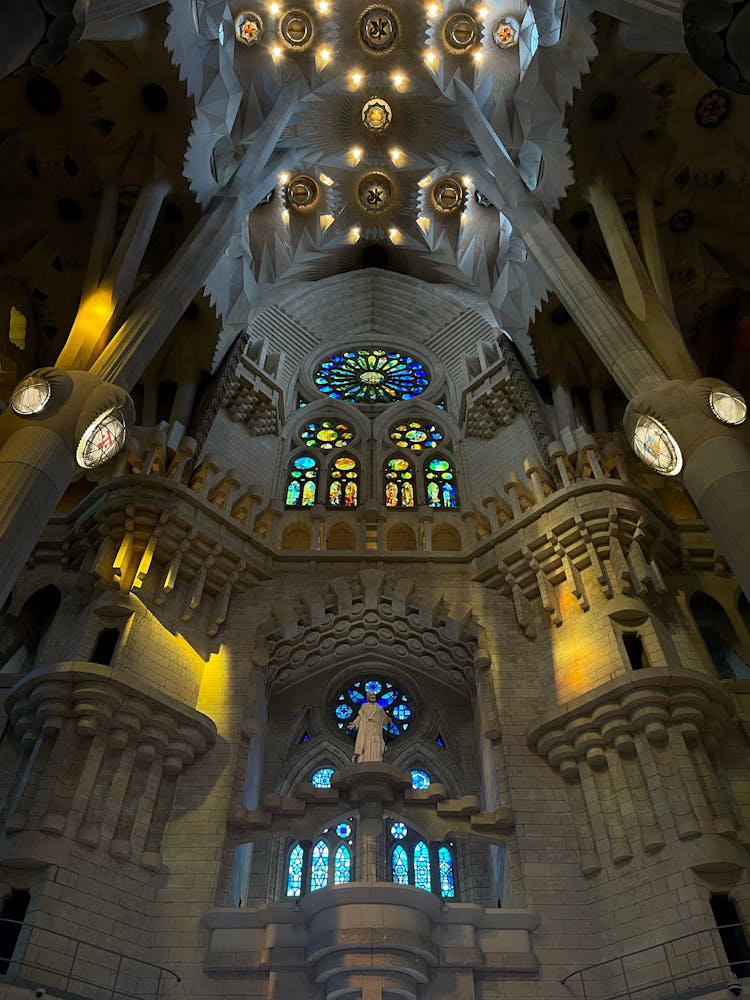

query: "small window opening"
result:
(710, 893), (750, 978)
(91, 628), (120, 666)
(623, 632), (645, 670)
(0, 889), (30, 973)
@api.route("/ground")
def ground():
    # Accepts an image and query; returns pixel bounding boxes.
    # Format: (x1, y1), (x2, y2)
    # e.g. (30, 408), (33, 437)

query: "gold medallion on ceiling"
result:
(492, 16), (520, 48)
(279, 9), (314, 49)
(286, 175), (319, 211)
(362, 97), (392, 133)
(357, 172), (393, 212)
(359, 6), (398, 53)
(444, 12), (478, 51)
(431, 177), (464, 213)
(234, 10), (263, 45)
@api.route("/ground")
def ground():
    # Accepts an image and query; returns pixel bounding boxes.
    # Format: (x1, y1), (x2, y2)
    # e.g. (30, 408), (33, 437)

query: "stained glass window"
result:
(438, 846), (455, 897)
(311, 767), (334, 788)
(311, 840), (329, 891)
(315, 349), (429, 405)
(384, 456), (415, 508)
(301, 419), (355, 450)
(414, 841), (431, 891)
(286, 843), (304, 897)
(336, 823), (351, 838)
(390, 420), (443, 451)
(334, 844), (352, 884)
(328, 455), (359, 507)
(335, 678), (412, 738)
(391, 822), (407, 840)
(425, 456), (458, 508)
(392, 845), (409, 884)
(286, 455), (318, 507)
(411, 770), (431, 790)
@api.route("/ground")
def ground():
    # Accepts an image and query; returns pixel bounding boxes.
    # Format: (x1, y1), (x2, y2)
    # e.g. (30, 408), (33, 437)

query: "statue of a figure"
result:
(347, 689), (390, 763)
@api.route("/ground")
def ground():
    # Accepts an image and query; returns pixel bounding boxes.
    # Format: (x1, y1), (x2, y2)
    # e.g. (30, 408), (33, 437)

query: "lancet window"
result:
(425, 456), (458, 508)
(328, 454), (359, 507)
(285, 455), (319, 507)
(285, 821), (355, 896)
(388, 820), (456, 898)
(384, 455), (415, 507)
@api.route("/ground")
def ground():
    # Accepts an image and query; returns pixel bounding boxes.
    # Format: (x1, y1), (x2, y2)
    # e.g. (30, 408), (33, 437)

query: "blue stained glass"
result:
(439, 846), (455, 897)
(336, 823), (351, 838)
(435, 734), (445, 747)
(286, 844), (304, 897)
(336, 704), (353, 720)
(312, 767), (334, 788)
(337, 676), (411, 744)
(300, 731), (310, 743)
(315, 348), (430, 405)
(365, 680), (382, 694)
(392, 845), (409, 884)
(349, 688), (365, 703)
(286, 456), (318, 507)
(311, 840), (329, 891)
(391, 822), (407, 840)
(388, 721), (400, 735)
(296, 455), (316, 469)
(425, 456), (458, 509)
(411, 770), (430, 789)
(414, 841), (431, 892)
(379, 690), (397, 706)
(392, 704), (411, 721)
(334, 844), (351, 885)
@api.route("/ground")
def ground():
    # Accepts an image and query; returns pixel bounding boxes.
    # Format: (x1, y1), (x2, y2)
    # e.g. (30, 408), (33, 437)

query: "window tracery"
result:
(286, 455), (319, 506)
(334, 677), (411, 738)
(384, 455), (415, 507)
(315, 349), (429, 405)
(387, 820), (456, 898)
(389, 419), (443, 451)
(286, 820), (355, 896)
(425, 456), (458, 508)
(328, 455), (359, 507)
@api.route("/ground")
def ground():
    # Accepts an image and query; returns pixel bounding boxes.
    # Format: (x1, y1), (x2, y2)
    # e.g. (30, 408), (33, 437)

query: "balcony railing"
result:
(562, 922), (750, 1000)
(0, 918), (180, 1000)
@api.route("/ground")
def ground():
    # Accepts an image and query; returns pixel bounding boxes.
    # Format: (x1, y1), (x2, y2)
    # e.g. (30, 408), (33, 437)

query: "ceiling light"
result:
(416, 216), (431, 234)
(279, 171), (290, 185)
(427, 3), (440, 16)
(281, 209), (290, 224)
(472, 49), (484, 63)
(320, 214), (334, 231)
(477, 6), (488, 18)
(462, 175), (472, 187)
(425, 50), (438, 66)
(389, 147), (403, 164)
(319, 172), (334, 186)
(350, 146), (363, 163)
(418, 174), (434, 188)
(316, 0), (329, 11)
(271, 44), (283, 58)
(391, 72), (405, 90)
(269, 2), (280, 13)
(352, 71), (363, 86)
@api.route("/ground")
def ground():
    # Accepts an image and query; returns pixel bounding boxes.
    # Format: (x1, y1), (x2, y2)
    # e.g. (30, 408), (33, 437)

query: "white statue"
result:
(347, 689), (390, 763)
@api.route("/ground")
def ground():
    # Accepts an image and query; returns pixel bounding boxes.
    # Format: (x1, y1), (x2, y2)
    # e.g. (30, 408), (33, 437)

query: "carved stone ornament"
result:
(362, 97), (392, 133)
(234, 10), (263, 45)
(357, 172), (393, 212)
(286, 174), (319, 210)
(444, 12), (478, 51)
(279, 9), (314, 49)
(431, 177), (464, 214)
(359, 5), (398, 51)
(492, 16), (519, 48)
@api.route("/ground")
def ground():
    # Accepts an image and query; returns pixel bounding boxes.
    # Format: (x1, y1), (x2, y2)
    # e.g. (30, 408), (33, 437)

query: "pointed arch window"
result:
(328, 455), (359, 507)
(425, 456), (458, 508)
(388, 820), (458, 898)
(438, 846), (455, 897)
(414, 841), (431, 891)
(310, 840), (329, 891)
(384, 455), (415, 508)
(286, 455), (318, 507)
(334, 844), (352, 884)
(392, 845), (409, 884)
(311, 767), (335, 788)
(285, 819), (356, 897)
(286, 844), (304, 897)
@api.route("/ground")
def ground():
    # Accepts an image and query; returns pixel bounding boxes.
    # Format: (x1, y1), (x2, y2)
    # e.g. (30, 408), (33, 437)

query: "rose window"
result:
(315, 349), (429, 404)
(390, 420), (443, 450)
(335, 677), (412, 738)
(301, 420), (355, 449)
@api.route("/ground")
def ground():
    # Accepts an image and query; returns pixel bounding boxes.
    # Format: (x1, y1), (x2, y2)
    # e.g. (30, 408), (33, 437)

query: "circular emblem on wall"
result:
(361, 97), (392, 133)
(359, 6), (398, 51)
(286, 175), (319, 210)
(279, 9), (314, 49)
(668, 209), (694, 233)
(76, 406), (129, 469)
(10, 372), (51, 415)
(357, 172), (393, 212)
(431, 177), (464, 213)
(234, 10), (263, 45)
(492, 16), (520, 48)
(444, 12), (478, 51)
(694, 88), (731, 127)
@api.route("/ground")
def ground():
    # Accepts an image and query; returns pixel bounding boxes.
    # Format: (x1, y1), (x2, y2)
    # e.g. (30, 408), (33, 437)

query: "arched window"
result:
(390, 420), (443, 451)
(328, 455), (359, 507)
(384, 456), (415, 508)
(311, 767), (335, 788)
(301, 419), (355, 450)
(334, 677), (412, 739)
(285, 820), (355, 897)
(388, 820), (457, 898)
(286, 455), (319, 507)
(425, 456), (458, 508)
(410, 769), (431, 790)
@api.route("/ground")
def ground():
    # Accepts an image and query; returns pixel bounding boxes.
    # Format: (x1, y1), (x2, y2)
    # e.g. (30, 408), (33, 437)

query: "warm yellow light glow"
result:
(350, 146), (363, 164)
(462, 175), (472, 187)
(425, 50), (438, 66)
(348, 226), (361, 242)
(461, 211), (468, 225)
(416, 216), (431, 234)
(427, 3), (440, 16)
(317, 46), (332, 66)
(279, 171), (290, 185)
(316, 0), (329, 11)
(418, 174), (434, 188)
(472, 48), (484, 62)
(271, 44), (283, 58)
(269, 2), (280, 13)
(391, 72), (406, 90)
(8, 306), (27, 350)
(389, 147), (403, 164)
(477, 5), (488, 18)
(388, 227), (403, 244)
(351, 71), (363, 86)
(281, 208), (290, 224)
(320, 213), (334, 231)
(319, 172), (334, 186)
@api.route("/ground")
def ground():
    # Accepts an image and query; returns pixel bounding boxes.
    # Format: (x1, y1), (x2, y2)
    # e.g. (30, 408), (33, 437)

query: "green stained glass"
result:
(329, 455), (359, 507)
(390, 420), (443, 451)
(385, 455), (415, 508)
(311, 840), (329, 891)
(287, 843), (304, 897)
(315, 349), (429, 404)
(334, 844), (351, 884)
(392, 845), (409, 884)
(438, 846), (455, 897)
(286, 455), (318, 507)
(425, 456), (458, 508)
(414, 841), (431, 891)
(301, 419), (355, 450)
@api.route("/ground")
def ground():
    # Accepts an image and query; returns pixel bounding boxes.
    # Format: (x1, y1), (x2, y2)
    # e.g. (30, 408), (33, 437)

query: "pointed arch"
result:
(327, 521), (357, 550)
(414, 841), (431, 891)
(384, 454), (415, 508)
(424, 455), (458, 509)
(386, 522), (417, 551)
(327, 453), (360, 508)
(310, 840), (329, 891)
(334, 844), (352, 885)
(286, 454), (319, 507)
(438, 845), (455, 898)
(286, 844), (304, 897)
(392, 845), (409, 885)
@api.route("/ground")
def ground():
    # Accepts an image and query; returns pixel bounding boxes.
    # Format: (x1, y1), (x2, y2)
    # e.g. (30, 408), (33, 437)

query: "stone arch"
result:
(689, 590), (750, 679)
(277, 738), (353, 798)
(0, 583), (61, 674)
(431, 523), (461, 551)
(387, 522), (417, 551)
(281, 522), (312, 550)
(327, 521), (357, 550)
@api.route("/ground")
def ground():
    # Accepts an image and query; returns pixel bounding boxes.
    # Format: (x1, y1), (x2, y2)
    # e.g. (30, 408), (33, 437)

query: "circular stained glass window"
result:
(280, 9), (314, 48)
(359, 6), (397, 51)
(336, 823), (352, 838)
(235, 10), (263, 45)
(76, 406), (129, 469)
(362, 97), (392, 133)
(311, 767), (334, 788)
(629, 414), (682, 476)
(390, 822), (407, 839)
(11, 373), (51, 415)
(411, 769), (431, 790)
(335, 677), (412, 737)
(286, 175), (318, 210)
(358, 172), (393, 213)
(432, 177), (464, 214)
(301, 420), (355, 449)
(390, 420), (443, 450)
(444, 12), (478, 50)
(493, 16), (519, 48)
(316, 349), (429, 404)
